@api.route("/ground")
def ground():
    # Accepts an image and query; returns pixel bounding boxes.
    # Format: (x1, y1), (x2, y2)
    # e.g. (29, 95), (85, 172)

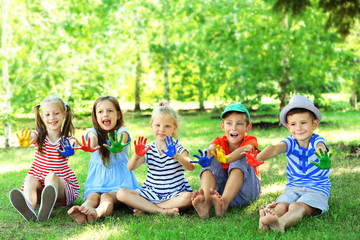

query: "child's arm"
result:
(173, 151), (195, 171)
(127, 154), (145, 171)
(226, 144), (255, 163)
(256, 142), (287, 161)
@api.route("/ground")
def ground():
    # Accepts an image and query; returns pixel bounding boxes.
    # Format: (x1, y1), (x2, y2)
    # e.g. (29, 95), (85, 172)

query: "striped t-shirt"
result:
(281, 134), (331, 197)
(21, 133), (80, 205)
(136, 141), (192, 203)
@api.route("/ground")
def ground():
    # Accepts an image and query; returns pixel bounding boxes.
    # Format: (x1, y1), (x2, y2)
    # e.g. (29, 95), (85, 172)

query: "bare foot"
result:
(259, 209), (270, 231)
(68, 206), (87, 224)
(79, 206), (98, 222)
(162, 208), (180, 216)
(209, 189), (225, 217)
(264, 202), (277, 210)
(191, 189), (211, 218)
(262, 209), (285, 232)
(133, 208), (145, 216)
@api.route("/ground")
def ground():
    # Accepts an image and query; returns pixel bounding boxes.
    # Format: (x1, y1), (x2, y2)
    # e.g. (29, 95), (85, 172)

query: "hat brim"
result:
(279, 102), (322, 127)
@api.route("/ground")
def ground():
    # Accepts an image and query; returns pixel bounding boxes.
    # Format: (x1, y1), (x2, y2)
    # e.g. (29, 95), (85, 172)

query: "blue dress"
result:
(82, 127), (140, 199)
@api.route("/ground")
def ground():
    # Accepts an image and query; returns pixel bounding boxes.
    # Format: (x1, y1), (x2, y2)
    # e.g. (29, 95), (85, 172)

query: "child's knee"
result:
(116, 188), (129, 201)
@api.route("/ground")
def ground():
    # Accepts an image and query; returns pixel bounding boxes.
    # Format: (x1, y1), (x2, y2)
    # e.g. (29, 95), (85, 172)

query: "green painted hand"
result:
(311, 149), (332, 169)
(104, 132), (130, 153)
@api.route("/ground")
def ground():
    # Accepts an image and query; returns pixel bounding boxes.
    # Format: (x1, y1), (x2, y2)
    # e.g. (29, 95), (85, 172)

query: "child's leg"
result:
(262, 202), (316, 232)
(117, 188), (179, 215)
(156, 192), (193, 210)
(191, 170), (215, 218)
(22, 175), (42, 209)
(215, 168), (244, 217)
(44, 172), (66, 206)
(80, 192), (118, 222)
(68, 193), (101, 224)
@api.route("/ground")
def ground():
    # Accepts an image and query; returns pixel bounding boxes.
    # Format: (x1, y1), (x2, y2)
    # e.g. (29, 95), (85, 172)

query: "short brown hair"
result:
(287, 108), (316, 122)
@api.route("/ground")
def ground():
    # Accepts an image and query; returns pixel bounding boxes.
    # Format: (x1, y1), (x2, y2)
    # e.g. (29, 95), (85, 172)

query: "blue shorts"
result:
(276, 187), (329, 214)
(200, 157), (261, 208)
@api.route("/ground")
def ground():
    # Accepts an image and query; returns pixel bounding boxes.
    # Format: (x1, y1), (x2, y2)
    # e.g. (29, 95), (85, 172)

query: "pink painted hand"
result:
(134, 136), (151, 156)
(74, 135), (100, 153)
(211, 144), (230, 164)
(245, 148), (264, 167)
(16, 128), (34, 147)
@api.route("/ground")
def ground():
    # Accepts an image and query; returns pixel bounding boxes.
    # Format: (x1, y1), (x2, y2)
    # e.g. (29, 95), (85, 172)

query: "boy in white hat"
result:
(191, 103), (261, 218)
(252, 95), (332, 232)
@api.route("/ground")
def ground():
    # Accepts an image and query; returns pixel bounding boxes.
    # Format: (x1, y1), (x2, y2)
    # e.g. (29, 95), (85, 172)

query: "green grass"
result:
(1, 110), (360, 239)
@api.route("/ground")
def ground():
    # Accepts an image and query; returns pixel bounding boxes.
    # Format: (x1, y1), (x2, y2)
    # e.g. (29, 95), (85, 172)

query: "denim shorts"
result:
(200, 157), (261, 208)
(276, 186), (329, 214)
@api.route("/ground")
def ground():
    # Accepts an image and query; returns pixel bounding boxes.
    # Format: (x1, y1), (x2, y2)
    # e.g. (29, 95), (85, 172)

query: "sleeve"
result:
(176, 142), (188, 155)
(240, 135), (259, 150)
(280, 136), (292, 154)
(314, 134), (329, 151)
(117, 127), (131, 144)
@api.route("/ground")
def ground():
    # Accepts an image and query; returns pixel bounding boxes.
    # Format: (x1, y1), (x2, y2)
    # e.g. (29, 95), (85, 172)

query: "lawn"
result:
(1, 110), (359, 239)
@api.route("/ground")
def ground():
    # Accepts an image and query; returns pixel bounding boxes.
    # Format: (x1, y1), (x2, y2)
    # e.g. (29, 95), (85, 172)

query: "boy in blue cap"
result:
(253, 95), (332, 232)
(191, 103), (261, 218)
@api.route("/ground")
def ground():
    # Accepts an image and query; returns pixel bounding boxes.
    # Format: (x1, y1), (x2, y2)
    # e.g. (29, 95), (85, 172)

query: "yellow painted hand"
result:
(211, 144), (230, 164)
(16, 128), (34, 147)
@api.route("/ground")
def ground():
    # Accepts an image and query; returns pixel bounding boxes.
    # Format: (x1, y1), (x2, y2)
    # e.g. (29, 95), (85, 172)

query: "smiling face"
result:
(150, 113), (178, 142)
(41, 102), (67, 132)
(221, 112), (252, 148)
(95, 100), (121, 132)
(286, 111), (318, 147)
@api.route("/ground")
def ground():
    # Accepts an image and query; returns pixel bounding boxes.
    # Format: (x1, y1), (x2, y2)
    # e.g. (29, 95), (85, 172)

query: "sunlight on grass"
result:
(261, 183), (285, 195)
(319, 130), (360, 143)
(0, 164), (30, 174)
(330, 167), (360, 176)
(68, 224), (128, 240)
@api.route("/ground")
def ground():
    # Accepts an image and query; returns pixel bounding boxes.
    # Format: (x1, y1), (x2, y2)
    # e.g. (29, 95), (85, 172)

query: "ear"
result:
(312, 119), (319, 130)
(246, 122), (252, 133)
(221, 121), (225, 132)
(117, 111), (121, 120)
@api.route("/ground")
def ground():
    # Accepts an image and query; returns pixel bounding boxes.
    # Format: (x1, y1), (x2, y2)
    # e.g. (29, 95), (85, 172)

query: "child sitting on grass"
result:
(191, 103), (261, 218)
(253, 95), (332, 232)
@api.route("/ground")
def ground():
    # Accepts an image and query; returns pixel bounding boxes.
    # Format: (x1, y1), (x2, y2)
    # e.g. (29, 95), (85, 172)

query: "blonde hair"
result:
(150, 101), (179, 137)
(34, 97), (74, 154)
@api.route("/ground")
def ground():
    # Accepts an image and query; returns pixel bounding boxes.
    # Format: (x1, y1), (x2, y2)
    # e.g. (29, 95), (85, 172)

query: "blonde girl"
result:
(9, 97), (79, 222)
(116, 102), (194, 215)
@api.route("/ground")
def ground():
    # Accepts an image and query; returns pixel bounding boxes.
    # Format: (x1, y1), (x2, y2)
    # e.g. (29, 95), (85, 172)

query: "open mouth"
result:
(230, 133), (238, 138)
(103, 120), (111, 126)
(48, 121), (58, 126)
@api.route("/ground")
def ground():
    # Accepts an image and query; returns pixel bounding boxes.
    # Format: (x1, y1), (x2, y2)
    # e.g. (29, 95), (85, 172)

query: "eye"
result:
(98, 110), (102, 114)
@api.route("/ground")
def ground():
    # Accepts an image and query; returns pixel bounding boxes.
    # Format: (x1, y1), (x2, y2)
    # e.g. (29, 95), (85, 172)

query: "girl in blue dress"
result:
(68, 96), (140, 224)
(117, 102), (194, 216)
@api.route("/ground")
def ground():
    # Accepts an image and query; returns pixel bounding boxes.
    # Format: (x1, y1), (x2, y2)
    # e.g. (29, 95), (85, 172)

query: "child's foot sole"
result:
(38, 184), (57, 221)
(9, 188), (37, 222)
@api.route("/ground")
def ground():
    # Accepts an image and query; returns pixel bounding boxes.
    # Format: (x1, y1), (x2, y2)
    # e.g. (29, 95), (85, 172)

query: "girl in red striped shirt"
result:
(9, 96), (80, 222)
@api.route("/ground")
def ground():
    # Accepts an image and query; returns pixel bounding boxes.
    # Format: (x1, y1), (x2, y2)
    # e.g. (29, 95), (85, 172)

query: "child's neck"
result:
(156, 139), (167, 155)
(47, 129), (62, 142)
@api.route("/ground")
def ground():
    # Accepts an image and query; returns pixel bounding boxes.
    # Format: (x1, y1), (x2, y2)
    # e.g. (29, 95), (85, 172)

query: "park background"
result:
(1, 0), (359, 239)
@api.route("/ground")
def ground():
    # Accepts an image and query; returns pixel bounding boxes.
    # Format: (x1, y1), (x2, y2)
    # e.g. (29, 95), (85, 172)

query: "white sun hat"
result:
(279, 95), (322, 127)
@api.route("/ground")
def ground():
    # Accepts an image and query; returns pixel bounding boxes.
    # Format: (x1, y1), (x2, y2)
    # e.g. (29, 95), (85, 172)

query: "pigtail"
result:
(62, 104), (75, 138)
(34, 104), (47, 154)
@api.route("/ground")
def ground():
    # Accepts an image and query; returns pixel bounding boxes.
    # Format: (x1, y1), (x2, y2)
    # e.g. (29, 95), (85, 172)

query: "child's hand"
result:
(57, 137), (75, 157)
(104, 132), (130, 153)
(74, 135), (100, 153)
(245, 148), (264, 167)
(16, 128), (34, 147)
(162, 136), (178, 157)
(311, 149), (332, 169)
(190, 149), (213, 167)
(211, 144), (230, 164)
(134, 136), (151, 156)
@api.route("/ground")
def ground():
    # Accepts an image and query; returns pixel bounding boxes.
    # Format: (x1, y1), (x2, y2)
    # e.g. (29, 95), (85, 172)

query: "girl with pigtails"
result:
(9, 96), (80, 222)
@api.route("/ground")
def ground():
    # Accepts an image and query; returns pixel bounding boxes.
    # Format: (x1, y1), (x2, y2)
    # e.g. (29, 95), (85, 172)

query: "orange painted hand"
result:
(16, 129), (34, 147)
(211, 144), (230, 164)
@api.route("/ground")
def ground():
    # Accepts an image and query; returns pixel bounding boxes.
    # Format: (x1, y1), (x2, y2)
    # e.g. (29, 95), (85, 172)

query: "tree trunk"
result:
(163, 24), (170, 101)
(134, 51), (141, 112)
(198, 64), (205, 112)
(2, 0), (11, 148)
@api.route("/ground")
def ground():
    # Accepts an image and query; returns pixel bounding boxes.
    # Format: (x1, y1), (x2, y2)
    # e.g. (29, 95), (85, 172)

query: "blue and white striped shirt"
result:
(136, 141), (193, 203)
(281, 134), (331, 197)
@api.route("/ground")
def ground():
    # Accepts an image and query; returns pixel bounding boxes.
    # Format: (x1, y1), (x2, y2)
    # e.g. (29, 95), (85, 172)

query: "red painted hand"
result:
(134, 136), (151, 156)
